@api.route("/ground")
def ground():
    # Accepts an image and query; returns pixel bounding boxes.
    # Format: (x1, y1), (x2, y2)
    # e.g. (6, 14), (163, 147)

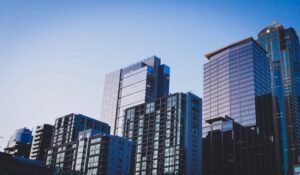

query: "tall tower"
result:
(258, 21), (300, 175)
(203, 37), (277, 175)
(203, 37), (273, 132)
(101, 56), (170, 136)
(123, 92), (202, 175)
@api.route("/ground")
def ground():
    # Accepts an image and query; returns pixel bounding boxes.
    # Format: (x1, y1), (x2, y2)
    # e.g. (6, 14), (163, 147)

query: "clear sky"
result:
(1, 0), (300, 150)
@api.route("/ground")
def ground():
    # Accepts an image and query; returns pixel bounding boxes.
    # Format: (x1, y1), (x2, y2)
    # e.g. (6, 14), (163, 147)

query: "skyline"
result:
(1, 0), (300, 150)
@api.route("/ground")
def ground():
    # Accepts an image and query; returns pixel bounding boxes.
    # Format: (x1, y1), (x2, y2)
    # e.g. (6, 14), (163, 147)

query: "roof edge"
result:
(205, 37), (266, 60)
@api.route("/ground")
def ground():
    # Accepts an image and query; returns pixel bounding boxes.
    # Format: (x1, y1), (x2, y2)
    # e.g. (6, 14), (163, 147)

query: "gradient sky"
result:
(1, 0), (300, 150)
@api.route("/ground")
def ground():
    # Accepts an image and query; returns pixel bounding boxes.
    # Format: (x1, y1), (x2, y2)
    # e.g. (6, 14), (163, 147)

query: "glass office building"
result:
(4, 127), (33, 158)
(101, 56), (170, 136)
(258, 21), (300, 175)
(203, 37), (277, 174)
(7, 128), (32, 146)
(123, 92), (202, 175)
(203, 37), (273, 134)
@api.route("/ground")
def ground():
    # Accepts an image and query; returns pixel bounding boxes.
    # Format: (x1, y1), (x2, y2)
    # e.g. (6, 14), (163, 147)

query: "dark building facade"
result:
(4, 127), (33, 158)
(202, 117), (276, 175)
(203, 37), (277, 174)
(258, 21), (300, 175)
(30, 124), (54, 160)
(45, 140), (77, 174)
(45, 113), (111, 174)
(76, 132), (134, 175)
(51, 113), (110, 147)
(101, 56), (170, 136)
(0, 152), (54, 175)
(123, 92), (202, 175)
(45, 129), (134, 175)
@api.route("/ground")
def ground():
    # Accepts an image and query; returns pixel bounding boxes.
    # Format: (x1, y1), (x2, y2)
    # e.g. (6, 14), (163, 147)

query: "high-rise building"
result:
(4, 127), (33, 158)
(203, 37), (273, 133)
(203, 37), (277, 175)
(29, 124), (54, 161)
(51, 113), (110, 147)
(202, 116), (276, 175)
(45, 114), (134, 175)
(123, 92), (202, 175)
(45, 129), (134, 175)
(258, 21), (300, 175)
(101, 56), (170, 136)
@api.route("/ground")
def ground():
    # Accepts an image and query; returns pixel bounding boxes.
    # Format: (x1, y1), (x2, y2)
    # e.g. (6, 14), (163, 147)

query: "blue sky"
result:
(1, 0), (300, 149)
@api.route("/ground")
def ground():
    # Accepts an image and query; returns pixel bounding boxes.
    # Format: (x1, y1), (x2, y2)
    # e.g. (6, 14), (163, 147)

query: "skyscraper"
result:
(29, 124), (54, 161)
(203, 37), (277, 174)
(258, 21), (300, 175)
(101, 56), (170, 136)
(203, 37), (273, 135)
(123, 92), (202, 175)
(45, 114), (114, 174)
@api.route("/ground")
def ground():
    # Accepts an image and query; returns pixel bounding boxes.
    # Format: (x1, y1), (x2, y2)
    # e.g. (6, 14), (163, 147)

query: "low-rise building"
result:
(4, 127), (32, 158)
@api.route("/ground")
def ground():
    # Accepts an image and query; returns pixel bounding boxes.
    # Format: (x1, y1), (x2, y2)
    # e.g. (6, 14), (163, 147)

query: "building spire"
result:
(272, 20), (280, 27)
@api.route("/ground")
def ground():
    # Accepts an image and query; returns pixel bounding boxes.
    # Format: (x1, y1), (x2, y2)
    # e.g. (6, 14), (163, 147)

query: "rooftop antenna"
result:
(272, 20), (280, 27)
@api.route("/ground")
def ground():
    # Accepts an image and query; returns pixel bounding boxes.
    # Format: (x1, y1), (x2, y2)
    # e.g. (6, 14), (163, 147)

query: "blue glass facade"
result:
(203, 37), (272, 131)
(258, 21), (300, 175)
(7, 128), (32, 146)
(101, 56), (170, 136)
(4, 127), (33, 158)
(203, 37), (276, 175)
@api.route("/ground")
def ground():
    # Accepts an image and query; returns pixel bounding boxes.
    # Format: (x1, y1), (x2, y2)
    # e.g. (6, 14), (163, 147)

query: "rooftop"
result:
(205, 116), (233, 124)
(205, 37), (266, 60)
